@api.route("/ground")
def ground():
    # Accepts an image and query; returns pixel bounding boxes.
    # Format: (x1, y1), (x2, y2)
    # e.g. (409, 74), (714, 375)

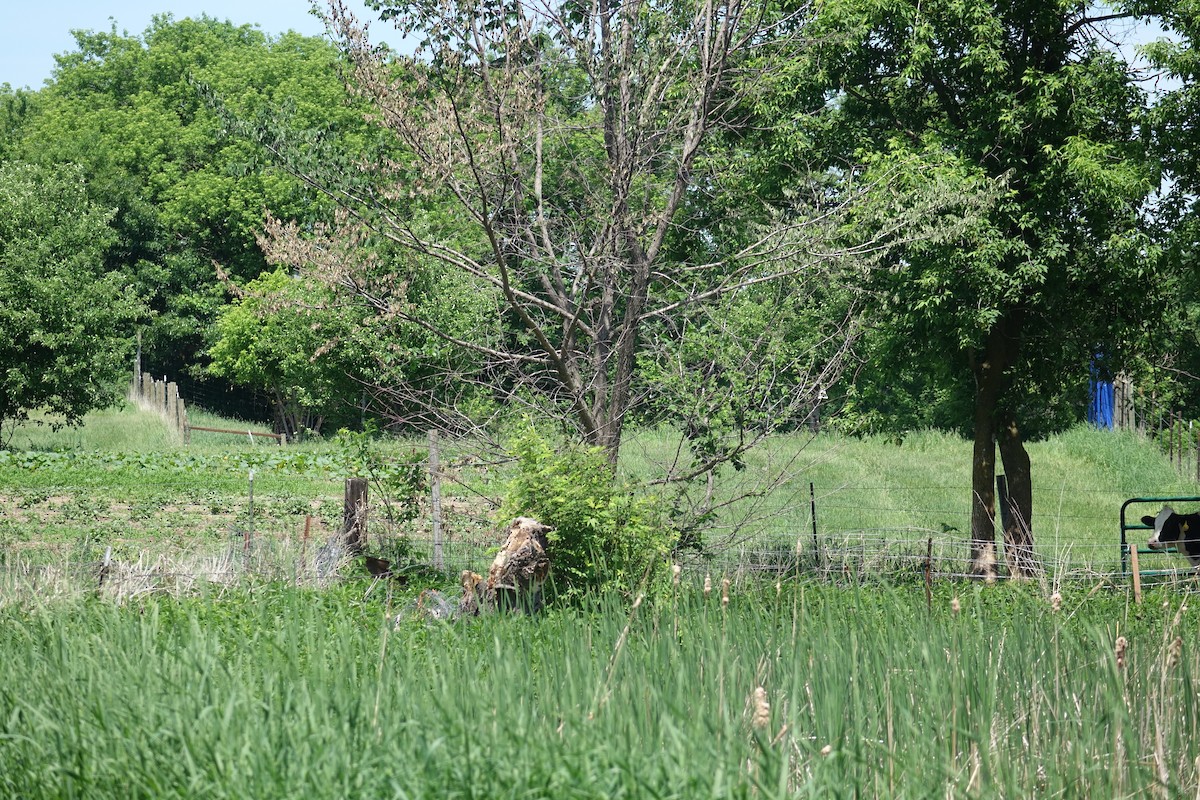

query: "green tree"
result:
(1140, 5), (1200, 419)
(206, 269), (367, 437)
(261, 1), (971, 478)
(0, 162), (143, 445)
(809, 0), (1158, 576)
(11, 16), (366, 398)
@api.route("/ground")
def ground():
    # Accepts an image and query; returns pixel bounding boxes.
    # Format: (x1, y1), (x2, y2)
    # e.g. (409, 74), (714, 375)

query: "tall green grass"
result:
(1, 582), (1195, 798)
(5, 401), (180, 452)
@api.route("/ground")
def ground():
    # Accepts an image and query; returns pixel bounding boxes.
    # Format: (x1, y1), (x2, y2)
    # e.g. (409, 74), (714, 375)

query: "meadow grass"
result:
(2, 403), (1198, 575)
(1, 579), (1196, 798)
(3, 405), (1199, 797)
(621, 424), (1199, 574)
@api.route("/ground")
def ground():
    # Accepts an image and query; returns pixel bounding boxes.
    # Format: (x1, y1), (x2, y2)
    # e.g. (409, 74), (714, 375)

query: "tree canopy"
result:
(803, 0), (1160, 576)
(6, 15), (366, 395)
(0, 161), (143, 444)
(2, 2), (1197, 569)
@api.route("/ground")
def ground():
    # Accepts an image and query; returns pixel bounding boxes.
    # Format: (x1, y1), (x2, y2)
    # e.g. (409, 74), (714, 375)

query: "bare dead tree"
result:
(254, 0), (989, 542)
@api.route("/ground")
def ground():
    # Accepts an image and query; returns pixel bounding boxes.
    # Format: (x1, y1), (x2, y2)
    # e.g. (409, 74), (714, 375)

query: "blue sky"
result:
(1, 0), (391, 91)
(1, 2), (1181, 94)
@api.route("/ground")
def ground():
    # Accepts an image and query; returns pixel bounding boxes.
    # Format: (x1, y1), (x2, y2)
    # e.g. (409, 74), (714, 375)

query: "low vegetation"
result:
(1, 403), (1198, 797)
(1, 581), (1196, 798)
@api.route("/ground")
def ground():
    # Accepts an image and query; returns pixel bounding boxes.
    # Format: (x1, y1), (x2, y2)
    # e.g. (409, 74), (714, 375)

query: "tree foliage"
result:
(259, 0), (977, 512)
(0, 162), (143, 444)
(8, 16), (365, 395)
(1140, 2), (1200, 415)
(807, 0), (1159, 575)
(206, 269), (369, 437)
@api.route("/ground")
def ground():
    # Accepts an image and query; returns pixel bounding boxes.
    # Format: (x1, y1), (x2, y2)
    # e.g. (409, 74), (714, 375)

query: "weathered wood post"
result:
(167, 382), (179, 434)
(344, 477), (369, 555)
(133, 330), (141, 395)
(429, 430), (444, 570)
(810, 482), (821, 572)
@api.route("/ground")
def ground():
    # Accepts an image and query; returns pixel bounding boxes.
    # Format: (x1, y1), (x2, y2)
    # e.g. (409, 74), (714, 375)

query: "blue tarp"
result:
(1089, 379), (1114, 429)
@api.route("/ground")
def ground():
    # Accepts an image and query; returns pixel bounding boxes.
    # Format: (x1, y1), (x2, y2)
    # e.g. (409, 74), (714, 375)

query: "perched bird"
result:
(485, 516), (553, 612)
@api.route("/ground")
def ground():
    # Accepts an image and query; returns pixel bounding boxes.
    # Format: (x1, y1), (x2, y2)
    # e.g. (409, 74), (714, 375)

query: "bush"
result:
(501, 425), (673, 600)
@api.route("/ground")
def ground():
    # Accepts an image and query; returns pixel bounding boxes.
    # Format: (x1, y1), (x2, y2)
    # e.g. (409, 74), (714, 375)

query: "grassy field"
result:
(2, 580), (1197, 798)
(2, 404), (1200, 797)
(1, 402), (1198, 581)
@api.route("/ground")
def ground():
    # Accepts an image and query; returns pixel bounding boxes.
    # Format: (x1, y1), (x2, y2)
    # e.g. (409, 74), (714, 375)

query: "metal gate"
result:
(1119, 495), (1200, 575)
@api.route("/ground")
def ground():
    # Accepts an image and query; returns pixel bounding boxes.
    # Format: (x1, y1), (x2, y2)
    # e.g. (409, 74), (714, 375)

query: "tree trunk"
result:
(997, 409), (1038, 577)
(969, 399), (999, 579)
(968, 311), (1023, 579)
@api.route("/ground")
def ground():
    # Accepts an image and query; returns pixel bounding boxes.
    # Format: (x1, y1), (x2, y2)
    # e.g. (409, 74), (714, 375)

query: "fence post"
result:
(429, 430), (444, 571)
(344, 477), (369, 555)
(245, 469), (255, 558)
(1130, 546), (1143, 605)
(1169, 415), (1176, 468)
(809, 482), (821, 571)
(133, 330), (141, 395)
(167, 382), (179, 433)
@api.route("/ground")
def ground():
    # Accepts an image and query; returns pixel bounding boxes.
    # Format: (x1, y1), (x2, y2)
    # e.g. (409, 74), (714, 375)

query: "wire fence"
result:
(4, 479), (1198, 605)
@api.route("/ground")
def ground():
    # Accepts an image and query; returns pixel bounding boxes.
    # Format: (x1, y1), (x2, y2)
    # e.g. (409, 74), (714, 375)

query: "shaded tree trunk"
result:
(968, 312), (1023, 578)
(997, 408), (1038, 577)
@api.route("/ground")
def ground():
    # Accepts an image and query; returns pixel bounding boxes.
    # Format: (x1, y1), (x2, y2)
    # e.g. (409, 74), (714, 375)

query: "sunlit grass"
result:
(0, 581), (1195, 798)
(2, 403), (1197, 570)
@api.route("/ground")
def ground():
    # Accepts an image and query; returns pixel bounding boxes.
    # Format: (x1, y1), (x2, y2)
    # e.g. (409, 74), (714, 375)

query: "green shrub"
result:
(501, 425), (672, 600)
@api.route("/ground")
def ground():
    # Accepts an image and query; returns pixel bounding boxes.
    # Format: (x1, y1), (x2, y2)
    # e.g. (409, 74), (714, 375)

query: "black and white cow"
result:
(1142, 506), (1200, 567)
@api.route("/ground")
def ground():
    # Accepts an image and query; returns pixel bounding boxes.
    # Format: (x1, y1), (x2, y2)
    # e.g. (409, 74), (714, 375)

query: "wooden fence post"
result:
(133, 330), (141, 395)
(167, 382), (179, 433)
(344, 477), (368, 555)
(429, 431), (444, 570)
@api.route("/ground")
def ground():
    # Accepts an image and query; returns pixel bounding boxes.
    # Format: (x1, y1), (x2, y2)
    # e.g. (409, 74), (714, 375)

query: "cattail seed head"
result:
(672, 564), (681, 586)
(775, 580), (782, 597)
(703, 573), (712, 596)
(1115, 635), (1128, 670)
(820, 744), (833, 756)
(1050, 592), (1062, 613)
(1169, 636), (1183, 669)
(951, 596), (961, 615)
(751, 686), (770, 729)
(721, 578), (731, 606)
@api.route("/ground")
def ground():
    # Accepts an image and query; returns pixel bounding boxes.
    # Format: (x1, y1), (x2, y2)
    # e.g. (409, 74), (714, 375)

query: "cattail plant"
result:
(751, 686), (770, 730)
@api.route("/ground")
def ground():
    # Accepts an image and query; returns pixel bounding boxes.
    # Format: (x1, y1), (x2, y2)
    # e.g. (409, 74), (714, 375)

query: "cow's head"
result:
(1142, 506), (1186, 550)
